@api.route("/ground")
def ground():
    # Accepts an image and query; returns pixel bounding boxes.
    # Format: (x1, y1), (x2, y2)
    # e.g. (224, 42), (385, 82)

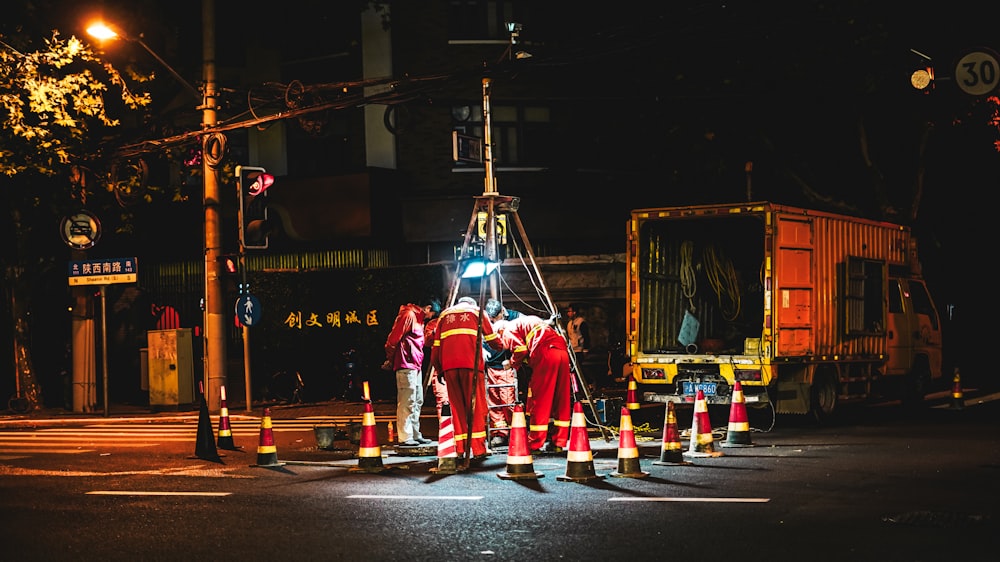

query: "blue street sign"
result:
(236, 293), (262, 327)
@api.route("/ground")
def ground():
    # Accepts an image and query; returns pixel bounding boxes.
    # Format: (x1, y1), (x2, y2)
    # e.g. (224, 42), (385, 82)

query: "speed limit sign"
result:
(954, 49), (1000, 96)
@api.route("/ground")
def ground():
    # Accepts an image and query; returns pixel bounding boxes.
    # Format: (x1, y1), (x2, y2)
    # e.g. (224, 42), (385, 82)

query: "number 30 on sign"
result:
(955, 49), (1000, 96)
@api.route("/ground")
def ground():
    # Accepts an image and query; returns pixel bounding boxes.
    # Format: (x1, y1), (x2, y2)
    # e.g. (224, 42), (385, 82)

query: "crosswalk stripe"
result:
(0, 448), (93, 454)
(0, 416), (395, 455)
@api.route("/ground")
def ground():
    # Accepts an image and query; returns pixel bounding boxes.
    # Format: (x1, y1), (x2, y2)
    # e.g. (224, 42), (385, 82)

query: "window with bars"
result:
(841, 256), (885, 336)
(452, 103), (552, 166)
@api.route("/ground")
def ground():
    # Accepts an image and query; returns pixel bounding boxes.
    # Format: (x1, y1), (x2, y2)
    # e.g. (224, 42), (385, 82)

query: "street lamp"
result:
(87, 2), (230, 414)
(85, 22), (201, 102)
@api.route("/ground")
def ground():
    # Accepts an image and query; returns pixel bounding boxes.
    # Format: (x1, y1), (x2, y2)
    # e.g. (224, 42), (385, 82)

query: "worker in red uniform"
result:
(494, 313), (573, 453)
(430, 296), (504, 461)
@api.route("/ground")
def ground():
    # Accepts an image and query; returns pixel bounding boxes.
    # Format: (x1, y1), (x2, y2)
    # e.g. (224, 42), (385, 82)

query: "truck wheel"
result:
(810, 372), (838, 423)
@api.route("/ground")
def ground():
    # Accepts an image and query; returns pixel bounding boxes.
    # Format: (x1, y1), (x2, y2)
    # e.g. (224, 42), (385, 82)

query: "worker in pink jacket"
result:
(385, 298), (440, 446)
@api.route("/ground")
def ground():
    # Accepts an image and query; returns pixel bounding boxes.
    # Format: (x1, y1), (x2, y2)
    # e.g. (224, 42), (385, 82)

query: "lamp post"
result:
(84, 23), (200, 102)
(88, 0), (228, 413)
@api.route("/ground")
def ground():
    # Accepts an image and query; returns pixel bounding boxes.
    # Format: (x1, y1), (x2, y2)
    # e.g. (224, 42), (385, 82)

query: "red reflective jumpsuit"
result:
(495, 315), (572, 451)
(430, 298), (503, 457)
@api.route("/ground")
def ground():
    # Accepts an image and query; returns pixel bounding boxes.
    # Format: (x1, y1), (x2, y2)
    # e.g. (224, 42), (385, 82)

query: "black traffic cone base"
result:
(429, 457), (460, 475)
(610, 458), (649, 478)
(191, 399), (223, 463)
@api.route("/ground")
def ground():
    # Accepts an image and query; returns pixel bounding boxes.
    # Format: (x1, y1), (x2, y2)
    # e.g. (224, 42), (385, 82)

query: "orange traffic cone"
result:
(430, 402), (459, 475)
(683, 389), (723, 458)
(251, 407), (284, 467)
(350, 400), (386, 473)
(557, 402), (605, 482)
(722, 381), (754, 448)
(610, 406), (648, 478)
(653, 401), (691, 466)
(217, 385), (239, 451)
(498, 403), (543, 480)
(626, 375), (640, 410)
(950, 368), (964, 411)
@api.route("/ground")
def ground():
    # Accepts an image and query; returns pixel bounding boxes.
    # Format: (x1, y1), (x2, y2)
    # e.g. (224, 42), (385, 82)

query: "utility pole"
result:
(201, 0), (227, 413)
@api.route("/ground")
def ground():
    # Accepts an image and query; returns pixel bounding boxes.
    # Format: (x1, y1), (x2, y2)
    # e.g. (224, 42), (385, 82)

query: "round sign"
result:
(236, 293), (262, 327)
(954, 49), (1000, 96)
(60, 209), (101, 250)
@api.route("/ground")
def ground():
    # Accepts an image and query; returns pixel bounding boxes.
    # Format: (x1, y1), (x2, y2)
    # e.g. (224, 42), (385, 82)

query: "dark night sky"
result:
(6, 1), (999, 375)
(11, 2), (999, 261)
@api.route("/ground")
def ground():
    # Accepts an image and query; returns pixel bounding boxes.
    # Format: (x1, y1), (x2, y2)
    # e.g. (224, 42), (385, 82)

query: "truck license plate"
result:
(682, 381), (717, 396)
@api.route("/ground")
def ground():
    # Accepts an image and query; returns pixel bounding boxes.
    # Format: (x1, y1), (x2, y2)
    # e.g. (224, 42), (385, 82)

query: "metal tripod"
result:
(431, 77), (611, 465)
(445, 191), (610, 447)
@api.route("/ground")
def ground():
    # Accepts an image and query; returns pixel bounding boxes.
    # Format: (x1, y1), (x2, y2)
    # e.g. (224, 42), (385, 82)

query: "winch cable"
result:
(504, 235), (614, 440)
(703, 244), (741, 321)
(680, 240), (697, 313)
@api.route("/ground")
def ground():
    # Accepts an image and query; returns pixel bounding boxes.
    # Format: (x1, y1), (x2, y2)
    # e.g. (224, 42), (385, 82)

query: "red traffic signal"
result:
(222, 255), (238, 274)
(248, 172), (275, 196)
(237, 165), (273, 250)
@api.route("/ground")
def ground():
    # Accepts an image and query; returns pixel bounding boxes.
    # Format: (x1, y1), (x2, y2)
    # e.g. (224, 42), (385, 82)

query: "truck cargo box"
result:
(626, 201), (941, 417)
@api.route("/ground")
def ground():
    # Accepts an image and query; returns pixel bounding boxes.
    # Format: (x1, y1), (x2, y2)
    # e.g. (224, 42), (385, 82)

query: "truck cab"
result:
(884, 277), (943, 402)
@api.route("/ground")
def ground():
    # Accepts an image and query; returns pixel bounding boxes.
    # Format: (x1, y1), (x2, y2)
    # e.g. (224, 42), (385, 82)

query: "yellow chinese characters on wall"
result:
(283, 309), (380, 330)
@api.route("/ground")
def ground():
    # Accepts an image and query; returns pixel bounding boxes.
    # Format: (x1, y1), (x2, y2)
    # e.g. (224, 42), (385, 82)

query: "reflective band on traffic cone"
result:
(626, 375), (640, 410)
(430, 403), (459, 475)
(950, 368), (964, 411)
(722, 381), (754, 448)
(557, 402), (605, 482)
(498, 403), (543, 480)
(653, 401), (691, 466)
(684, 389), (723, 458)
(217, 385), (239, 451)
(350, 400), (386, 473)
(610, 406), (648, 478)
(252, 407), (284, 467)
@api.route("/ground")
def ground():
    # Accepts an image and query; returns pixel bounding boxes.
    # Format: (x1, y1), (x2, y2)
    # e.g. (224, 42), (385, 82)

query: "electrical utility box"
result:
(147, 328), (195, 410)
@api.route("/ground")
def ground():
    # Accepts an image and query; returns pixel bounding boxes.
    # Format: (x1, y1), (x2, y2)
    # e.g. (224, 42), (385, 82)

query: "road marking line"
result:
(0, 465), (254, 478)
(347, 495), (483, 500)
(609, 497), (770, 503)
(0, 436), (168, 443)
(86, 491), (232, 496)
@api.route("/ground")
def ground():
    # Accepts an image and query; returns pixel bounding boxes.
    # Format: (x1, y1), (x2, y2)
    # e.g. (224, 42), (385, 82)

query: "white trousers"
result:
(395, 368), (424, 442)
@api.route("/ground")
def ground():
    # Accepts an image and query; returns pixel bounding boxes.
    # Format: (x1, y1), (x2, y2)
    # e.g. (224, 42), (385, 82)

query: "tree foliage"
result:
(1, 32), (150, 179)
(1, 30), (152, 410)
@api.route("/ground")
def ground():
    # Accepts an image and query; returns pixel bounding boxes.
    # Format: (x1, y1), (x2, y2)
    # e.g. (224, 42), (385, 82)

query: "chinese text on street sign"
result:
(68, 257), (138, 286)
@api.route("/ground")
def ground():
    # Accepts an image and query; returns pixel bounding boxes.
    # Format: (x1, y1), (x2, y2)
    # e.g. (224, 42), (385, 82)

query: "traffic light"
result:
(910, 66), (934, 92)
(221, 254), (238, 275)
(908, 49), (934, 93)
(237, 165), (275, 249)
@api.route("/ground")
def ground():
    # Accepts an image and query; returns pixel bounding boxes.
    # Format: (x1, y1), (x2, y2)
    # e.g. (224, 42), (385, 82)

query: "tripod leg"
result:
(507, 209), (610, 442)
